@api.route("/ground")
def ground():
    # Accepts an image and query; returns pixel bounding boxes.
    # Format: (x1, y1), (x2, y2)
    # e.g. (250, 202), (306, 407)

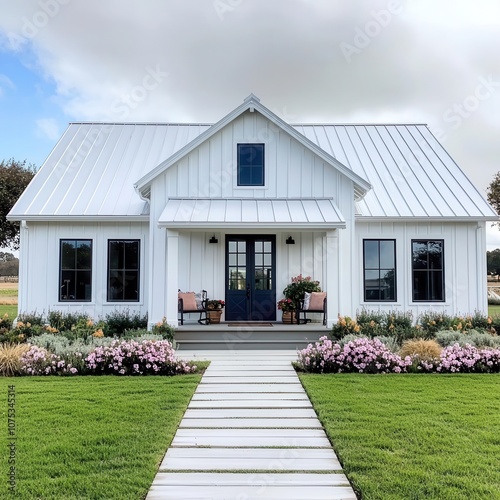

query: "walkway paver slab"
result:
(183, 408), (318, 418)
(161, 448), (341, 470)
(188, 399), (312, 408)
(196, 383), (304, 393)
(179, 417), (322, 428)
(191, 392), (309, 401)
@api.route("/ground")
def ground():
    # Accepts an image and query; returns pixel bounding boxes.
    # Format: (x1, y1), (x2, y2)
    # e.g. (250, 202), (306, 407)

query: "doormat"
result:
(227, 323), (273, 327)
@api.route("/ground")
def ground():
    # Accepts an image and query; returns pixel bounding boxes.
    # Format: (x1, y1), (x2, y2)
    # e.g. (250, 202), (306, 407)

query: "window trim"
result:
(59, 239), (93, 302)
(107, 239), (140, 303)
(411, 239), (445, 302)
(363, 239), (397, 302)
(237, 143), (265, 187)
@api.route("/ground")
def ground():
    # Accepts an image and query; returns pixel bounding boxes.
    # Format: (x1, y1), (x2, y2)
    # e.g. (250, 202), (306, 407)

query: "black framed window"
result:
(363, 239), (396, 301)
(59, 239), (92, 301)
(412, 240), (444, 301)
(237, 143), (264, 186)
(108, 240), (140, 302)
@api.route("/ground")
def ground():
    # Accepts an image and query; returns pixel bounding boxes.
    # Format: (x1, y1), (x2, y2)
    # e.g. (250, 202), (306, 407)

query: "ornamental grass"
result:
(0, 342), (30, 376)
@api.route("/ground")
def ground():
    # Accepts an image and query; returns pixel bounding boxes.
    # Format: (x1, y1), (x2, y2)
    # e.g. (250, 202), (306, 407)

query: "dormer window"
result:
(237, 143), (265, 186)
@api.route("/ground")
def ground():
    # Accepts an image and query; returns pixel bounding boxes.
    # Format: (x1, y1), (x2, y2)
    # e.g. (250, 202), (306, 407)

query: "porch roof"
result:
(158, 198), (346, 229)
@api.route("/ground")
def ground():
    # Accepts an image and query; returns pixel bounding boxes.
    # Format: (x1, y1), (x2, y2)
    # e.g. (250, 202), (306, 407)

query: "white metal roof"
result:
(158, 198), (346, 229)
(8, 107), (497, 222)
(294, 124), (496, 219)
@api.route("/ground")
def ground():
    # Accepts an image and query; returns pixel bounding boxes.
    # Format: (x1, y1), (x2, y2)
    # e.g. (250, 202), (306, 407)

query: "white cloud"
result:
(35, 117), (60, 141)
(0, 0), (499, 246)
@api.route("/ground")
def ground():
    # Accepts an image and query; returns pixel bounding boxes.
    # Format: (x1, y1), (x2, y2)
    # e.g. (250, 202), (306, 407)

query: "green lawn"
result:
(489, 304), (500, 317)
(300, 374), (500, 500)
(0, 304), (17, 317)
(0, 375), (201, 499)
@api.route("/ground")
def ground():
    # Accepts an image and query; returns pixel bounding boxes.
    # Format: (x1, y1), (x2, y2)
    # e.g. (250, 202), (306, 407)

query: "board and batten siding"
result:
(162, 111), (341, 199)
(354, 221), (487, 316)
(18, 221), (149, 318)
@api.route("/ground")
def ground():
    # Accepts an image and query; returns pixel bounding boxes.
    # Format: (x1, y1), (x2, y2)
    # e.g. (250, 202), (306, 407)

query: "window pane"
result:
(60, 270), (75, 300)
(255, 254), (263, 266)
(412, 271), (428, 301)
(238, 241), (246, 252)
(264, 241), (271, 252)
(61, 241), (76, 269)
(124, 272), (139, 301)
(412, 241), (429, 269)
(108, 241), (123, 269)
(380, 241), (395, 268)
(255, 241), (263, 252)
(75, 270), (91, 300)
(428, 242), (443, 269)
(229, 254), (236, 266)
(364, 240), (379, 268)
(109, 271), (124, 301)
(429, 271), (444, 301)
(229, 241), (237, 252)
(238, 254), (246, 265)
(76, 241), (92, 269)
(125, 241), (139, 269)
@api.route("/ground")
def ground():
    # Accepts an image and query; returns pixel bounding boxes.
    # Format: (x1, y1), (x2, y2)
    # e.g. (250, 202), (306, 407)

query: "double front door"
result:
(225, 236), (276, 321)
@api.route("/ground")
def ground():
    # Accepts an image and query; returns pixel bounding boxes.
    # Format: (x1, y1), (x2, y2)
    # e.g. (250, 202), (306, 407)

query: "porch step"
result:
(175, 323), (327, 350)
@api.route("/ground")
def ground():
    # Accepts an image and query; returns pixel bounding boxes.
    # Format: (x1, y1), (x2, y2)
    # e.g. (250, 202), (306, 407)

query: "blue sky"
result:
(0, 49), (66, 168)
(1, 0), (500, 250)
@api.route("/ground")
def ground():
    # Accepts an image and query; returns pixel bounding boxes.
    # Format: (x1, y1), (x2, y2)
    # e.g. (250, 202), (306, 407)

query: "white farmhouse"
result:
(8, 95), (497, 327)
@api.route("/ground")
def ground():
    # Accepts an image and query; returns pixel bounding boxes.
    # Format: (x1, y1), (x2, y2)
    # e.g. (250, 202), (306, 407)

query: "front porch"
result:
(175, 322), (328, 350)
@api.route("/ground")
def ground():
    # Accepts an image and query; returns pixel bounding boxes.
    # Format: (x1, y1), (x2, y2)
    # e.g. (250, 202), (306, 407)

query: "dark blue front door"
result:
(225, 236), (276, 321)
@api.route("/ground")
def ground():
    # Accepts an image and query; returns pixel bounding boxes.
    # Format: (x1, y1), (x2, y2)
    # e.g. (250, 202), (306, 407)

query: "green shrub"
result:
(151, 318), (175, 341)
(435, 329), (500, 348)
(0, 312), (13, 332)
(47, 310), (91, 331)
(17, 311), (45, 326)
(374, 336), (400, 352)
(435, 330), (463, 347)
(331, 316), (361, 340)
(30, 333), (114, 357)
(103, 309), (148, 336)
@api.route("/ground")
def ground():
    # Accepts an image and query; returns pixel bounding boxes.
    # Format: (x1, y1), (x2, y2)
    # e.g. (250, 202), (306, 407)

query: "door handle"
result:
(246, 283), (250, 300)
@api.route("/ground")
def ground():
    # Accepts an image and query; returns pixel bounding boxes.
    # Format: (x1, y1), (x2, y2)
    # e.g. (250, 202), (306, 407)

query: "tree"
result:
(487, 249), (500, 275)
(0, 252), (19, 276)
(487, 172), (500, 223)
(0, 159), (36, 249)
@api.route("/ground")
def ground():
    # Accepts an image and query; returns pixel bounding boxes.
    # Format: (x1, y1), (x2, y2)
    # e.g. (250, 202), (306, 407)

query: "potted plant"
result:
(277, 298), (295, 323)
(282, 274), (321, 320)
(207, 299), (225, 324)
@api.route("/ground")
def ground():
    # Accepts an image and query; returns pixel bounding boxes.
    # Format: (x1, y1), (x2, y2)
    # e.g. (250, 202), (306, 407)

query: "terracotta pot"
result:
(281, 311), (295, 324)
(208, 310), (223, 324)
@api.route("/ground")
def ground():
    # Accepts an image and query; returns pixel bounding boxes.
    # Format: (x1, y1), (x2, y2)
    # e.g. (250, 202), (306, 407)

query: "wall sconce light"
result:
(286, 236), (295, 245)
(209, 235), (218, 244)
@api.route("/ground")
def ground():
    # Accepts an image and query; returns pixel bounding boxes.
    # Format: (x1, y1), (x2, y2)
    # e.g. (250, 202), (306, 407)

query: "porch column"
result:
(166, 229), (179, 326)
(325, 230), (340, 327)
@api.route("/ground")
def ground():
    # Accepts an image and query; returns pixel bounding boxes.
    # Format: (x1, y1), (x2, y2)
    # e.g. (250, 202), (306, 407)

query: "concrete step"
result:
(179, 417), (323, 428)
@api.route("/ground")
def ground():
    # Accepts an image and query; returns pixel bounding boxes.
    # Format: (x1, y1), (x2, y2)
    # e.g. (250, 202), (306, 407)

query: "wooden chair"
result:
(178, 290), (209, 325)
(296, 292), (327, 325)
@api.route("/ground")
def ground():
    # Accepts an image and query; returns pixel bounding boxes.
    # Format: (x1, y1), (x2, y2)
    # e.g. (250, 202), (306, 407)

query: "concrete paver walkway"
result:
(147, 350), (356, 499)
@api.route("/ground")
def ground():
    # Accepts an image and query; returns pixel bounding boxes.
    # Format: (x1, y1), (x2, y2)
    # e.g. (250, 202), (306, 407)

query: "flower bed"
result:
(297, 336), (500, 374)
(6, 339), (195, 377)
